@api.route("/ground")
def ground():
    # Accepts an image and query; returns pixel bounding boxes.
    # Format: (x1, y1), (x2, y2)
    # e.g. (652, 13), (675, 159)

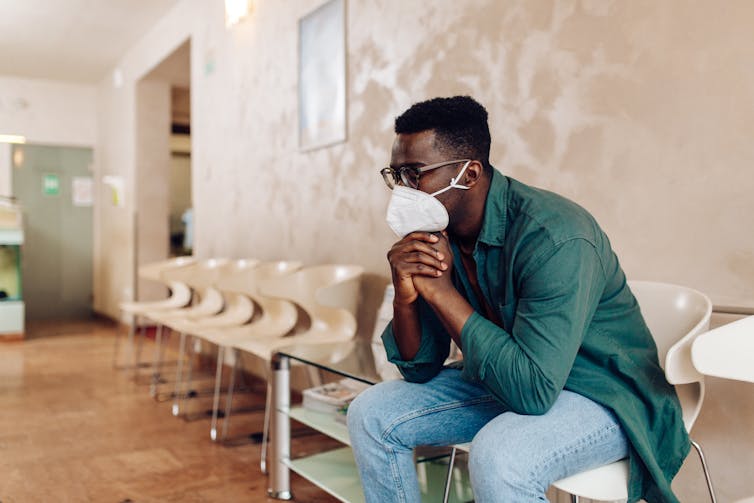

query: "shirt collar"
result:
(477, 167), (508, 248)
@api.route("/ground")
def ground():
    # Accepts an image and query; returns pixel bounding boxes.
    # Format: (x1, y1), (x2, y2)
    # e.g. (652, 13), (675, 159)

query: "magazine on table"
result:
(302, 378), (370, 418)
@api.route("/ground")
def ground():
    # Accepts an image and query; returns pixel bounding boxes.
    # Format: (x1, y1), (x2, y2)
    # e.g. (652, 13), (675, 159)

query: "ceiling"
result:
(0, 0), (181, 83)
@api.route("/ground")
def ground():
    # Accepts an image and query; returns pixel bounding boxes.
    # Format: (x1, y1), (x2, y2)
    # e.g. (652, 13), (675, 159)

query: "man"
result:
(347, 96), (689, 502)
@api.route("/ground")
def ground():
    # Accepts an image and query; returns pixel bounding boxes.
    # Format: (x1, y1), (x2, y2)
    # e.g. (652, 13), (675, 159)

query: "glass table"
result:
(266, 340), (473, 502)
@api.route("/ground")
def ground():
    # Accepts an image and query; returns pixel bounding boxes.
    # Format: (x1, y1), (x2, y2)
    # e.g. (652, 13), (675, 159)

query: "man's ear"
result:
(463, 160), (485, 188)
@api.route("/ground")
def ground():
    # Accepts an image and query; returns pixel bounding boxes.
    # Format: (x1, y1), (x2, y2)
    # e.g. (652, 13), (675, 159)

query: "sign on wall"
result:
(72, 177), (93, 207)
(42, 174), (60, 196)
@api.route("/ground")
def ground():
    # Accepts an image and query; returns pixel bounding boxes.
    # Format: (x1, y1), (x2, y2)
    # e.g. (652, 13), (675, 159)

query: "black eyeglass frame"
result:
(380, 159), (470, 189)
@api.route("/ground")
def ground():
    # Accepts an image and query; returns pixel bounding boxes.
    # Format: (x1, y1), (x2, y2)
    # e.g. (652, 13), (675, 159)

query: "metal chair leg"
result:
(260, 377), (272, 474)
(132, 322), (146, 380)
(210, 347), (225, 441)
(691, 438), (717, 503)
(442, 447), (457, 503)
(150, 324), (164, 398)
(171, 332), (187, 416)
(570, 495), (580, 503)
(113, 316), (134, 369)
(221, 349), (239, 441)
(180, 334), (195, 414)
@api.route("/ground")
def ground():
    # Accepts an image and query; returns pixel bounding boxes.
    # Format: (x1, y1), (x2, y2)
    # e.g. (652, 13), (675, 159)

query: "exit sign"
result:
(42, 174), (60, 196)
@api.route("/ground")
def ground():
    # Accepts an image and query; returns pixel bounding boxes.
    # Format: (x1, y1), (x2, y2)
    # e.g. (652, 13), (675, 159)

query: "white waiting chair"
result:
(114, 256), (195, 370)
(442, 280), (717, 503)
(214, 264), (364, 472)
(692, 314), (754, 503)
(691, 315), (754, 384)
(142, 258), (240, 397)
(159, 258), (260, 414)
(189, 261), (302, 439)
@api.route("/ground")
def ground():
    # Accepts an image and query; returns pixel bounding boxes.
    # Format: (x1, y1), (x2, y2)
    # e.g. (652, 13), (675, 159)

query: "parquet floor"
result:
(0, 320), (340, 502)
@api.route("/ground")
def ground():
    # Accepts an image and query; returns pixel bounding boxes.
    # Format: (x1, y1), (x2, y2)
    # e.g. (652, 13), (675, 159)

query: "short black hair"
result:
(395, 96), (491, 171)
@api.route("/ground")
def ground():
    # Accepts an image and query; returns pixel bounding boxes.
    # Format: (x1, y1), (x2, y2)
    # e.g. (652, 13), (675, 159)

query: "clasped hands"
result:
(387, 231), (456, 306)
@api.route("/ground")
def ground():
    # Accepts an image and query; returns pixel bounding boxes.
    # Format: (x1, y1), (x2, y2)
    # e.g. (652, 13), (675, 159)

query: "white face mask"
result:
(385, 161), (470, 237)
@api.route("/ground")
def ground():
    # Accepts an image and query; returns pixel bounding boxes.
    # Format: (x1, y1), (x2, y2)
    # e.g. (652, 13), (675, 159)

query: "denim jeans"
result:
(347, 368), (628, 503)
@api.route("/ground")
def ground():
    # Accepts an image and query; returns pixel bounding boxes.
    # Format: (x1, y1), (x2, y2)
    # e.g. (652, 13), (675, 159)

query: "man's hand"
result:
(387, 231), (449, 305)
(413, 231), (455, 303)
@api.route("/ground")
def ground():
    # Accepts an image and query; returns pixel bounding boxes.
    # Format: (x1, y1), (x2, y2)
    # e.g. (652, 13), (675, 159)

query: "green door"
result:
(11, 144), (93, 320)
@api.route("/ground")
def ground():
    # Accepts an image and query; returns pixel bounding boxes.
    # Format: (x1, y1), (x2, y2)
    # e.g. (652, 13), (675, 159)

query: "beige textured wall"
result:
(0, 75), (96, 147)
(95, 0), (754, 499)
(135, 79), (171, 301)
(187, 0), (754, 310)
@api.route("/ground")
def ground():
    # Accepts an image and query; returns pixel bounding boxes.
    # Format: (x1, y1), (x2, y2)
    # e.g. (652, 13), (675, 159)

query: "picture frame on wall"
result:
(298, 0), (346, 151)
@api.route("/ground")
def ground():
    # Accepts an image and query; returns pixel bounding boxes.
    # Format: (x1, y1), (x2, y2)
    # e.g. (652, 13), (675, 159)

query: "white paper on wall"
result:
(72, 177), (93, 207)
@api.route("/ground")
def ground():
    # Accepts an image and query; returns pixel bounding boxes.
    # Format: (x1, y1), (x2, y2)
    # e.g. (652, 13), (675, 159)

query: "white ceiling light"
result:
(225, 0), (251, 28)
(0, 135), (26, 144)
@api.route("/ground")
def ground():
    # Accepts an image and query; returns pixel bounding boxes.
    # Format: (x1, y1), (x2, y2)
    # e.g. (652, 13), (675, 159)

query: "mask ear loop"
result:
(430, 161), (472, 197)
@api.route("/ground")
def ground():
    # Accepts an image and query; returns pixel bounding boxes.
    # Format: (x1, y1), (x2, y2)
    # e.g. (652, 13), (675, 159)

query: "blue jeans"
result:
(347, 369), (628, 503)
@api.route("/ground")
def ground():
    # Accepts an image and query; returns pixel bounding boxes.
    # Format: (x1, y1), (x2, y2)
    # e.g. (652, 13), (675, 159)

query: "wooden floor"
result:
(0, 320), (340, 502)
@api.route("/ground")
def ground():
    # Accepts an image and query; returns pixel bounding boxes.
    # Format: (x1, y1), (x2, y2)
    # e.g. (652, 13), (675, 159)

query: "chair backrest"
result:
(219, 261), (302, 328)
(260, 264), (364, 339)
(138, 256), (195, 282)
(160, 258), (242, 314)
(184, 259), (259, 323)
(216, 261), (301, 297)
(628, 280), (712, 430)
(692, 315), (754, 384)
(160, 258), (234, 289)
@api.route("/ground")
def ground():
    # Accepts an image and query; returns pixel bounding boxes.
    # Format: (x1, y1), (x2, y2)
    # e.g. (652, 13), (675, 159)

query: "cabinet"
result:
(267, 340), (473, 503)
(0, 199), (24, 338)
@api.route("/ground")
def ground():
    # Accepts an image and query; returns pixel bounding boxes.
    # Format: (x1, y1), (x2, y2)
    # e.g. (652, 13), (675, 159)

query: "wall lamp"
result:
(225, 0), (252, 28)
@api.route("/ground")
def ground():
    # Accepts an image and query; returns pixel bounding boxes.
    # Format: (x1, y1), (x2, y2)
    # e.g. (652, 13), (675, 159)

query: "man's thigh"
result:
(348, 368), (507, 448)
(469, 390), (628, 486)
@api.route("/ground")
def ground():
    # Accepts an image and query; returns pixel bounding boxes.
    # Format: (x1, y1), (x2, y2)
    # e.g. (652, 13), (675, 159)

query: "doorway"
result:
(135, 39), (191, 301)
(11, 144), (93, 320)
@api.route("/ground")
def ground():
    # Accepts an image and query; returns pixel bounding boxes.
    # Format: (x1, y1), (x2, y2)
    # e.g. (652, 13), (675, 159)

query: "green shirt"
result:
(382, 169), (690, 503)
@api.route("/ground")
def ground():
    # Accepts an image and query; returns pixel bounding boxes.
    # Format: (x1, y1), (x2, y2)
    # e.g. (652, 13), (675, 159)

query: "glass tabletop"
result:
(276, 339), (381, 385)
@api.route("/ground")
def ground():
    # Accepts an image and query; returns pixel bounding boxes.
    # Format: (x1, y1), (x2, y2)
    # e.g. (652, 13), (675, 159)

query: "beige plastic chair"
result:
(184, 261), (302, 437)
(692, 315), (754, 503)
(142, 258), (248, 397)
(442, 280), (717, 503)
(214, 264), (363, 473)
(114, 256), (195, 369)
(692, 315), (754, 384)
(160, 259), (261, 415)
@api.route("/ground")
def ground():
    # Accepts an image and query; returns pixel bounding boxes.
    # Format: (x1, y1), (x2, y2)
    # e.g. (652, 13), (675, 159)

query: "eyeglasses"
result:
(380, 159), (470, 190)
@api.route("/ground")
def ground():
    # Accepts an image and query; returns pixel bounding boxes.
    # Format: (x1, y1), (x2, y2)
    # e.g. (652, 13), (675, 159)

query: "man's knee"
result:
(347, 381), (400, 442)
(468, 422), (541, 495)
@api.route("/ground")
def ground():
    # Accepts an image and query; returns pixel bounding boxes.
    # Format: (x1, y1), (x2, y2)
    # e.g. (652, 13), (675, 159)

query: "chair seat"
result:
(200, 315), (296, 345)
(119, 293), (191, 314)
(119, 280), (193, 315)
(232, 329), (353, 361)
(551, 459), (629, 500)
(450, 442), (629, 500)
